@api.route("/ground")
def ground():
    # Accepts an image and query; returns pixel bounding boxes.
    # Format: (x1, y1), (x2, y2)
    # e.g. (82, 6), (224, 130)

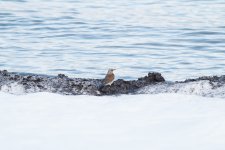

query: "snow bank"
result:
(0, 92), (225, 150)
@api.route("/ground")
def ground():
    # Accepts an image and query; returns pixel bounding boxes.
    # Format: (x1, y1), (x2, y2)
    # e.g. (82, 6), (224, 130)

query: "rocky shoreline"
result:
(0, 70), (225, 97)
(0, 70), (165, 95)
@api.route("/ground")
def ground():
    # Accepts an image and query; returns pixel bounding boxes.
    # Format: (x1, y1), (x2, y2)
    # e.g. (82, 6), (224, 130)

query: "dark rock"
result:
(99, 72), (165, 95)
(183, 75), (225, 83)
(1, 70), (225, 97)
(58, 74), (67, 78)
(0, 70), (165, 95)
(1, 70), (8, 76)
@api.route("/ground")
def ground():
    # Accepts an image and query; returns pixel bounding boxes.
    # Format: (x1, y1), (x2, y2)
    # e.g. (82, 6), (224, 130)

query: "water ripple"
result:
(0, 0), (225, 80)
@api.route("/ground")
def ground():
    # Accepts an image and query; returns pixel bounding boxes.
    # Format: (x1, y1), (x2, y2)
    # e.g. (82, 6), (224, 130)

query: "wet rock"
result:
(1, 70), (225, 97)
(0, 70), (165, 95)
(58, 74), (68, 78)
(100, 72), (165, 95)
(1, 70), (8, 76)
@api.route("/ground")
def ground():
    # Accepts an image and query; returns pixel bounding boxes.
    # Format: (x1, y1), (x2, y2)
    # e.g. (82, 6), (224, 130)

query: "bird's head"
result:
(107, 68), (116, 74)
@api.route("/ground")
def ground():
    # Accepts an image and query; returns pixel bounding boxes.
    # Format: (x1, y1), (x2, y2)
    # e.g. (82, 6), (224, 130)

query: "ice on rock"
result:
(1, 82), (25, 95)
(137, 80), (225, 98)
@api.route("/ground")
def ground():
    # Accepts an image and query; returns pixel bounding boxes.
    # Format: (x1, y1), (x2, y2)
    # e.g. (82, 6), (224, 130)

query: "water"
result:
(0, 0), (225, 81)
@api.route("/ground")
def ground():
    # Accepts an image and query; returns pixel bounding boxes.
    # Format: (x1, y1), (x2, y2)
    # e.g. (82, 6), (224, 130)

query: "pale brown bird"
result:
(102, 68), (116, 86)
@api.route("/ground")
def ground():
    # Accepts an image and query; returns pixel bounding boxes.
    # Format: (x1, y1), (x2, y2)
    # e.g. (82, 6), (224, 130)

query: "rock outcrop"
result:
(0, 70), (165, 95)
(1, 70), (225, 98)
(100, 72), (165, 95)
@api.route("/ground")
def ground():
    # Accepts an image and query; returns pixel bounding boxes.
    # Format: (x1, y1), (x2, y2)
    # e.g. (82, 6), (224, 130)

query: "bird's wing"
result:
(103, 74), (114, 84)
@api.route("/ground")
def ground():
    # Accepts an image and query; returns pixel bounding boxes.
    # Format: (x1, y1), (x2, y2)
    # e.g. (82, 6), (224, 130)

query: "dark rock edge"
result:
(0, 70), (165, 95)
(1, 70), (225, 96)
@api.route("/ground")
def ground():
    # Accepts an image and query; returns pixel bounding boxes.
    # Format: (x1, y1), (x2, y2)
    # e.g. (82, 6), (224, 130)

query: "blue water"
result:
(0, 0), (225, 81)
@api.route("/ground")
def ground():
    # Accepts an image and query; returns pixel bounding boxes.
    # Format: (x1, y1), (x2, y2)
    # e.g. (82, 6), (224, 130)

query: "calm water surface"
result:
(0, 0), (225, 80)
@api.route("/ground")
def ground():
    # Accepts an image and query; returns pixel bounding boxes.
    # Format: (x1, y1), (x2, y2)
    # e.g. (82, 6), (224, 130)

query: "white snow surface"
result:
(0, 92), (225, 150)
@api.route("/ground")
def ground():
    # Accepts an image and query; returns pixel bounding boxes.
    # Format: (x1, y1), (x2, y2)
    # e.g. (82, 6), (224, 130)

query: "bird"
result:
(102, 68), (116, 86)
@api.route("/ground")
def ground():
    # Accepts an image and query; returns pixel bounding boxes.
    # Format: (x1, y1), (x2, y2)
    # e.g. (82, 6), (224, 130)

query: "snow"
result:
(0, 92), (225, 150)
